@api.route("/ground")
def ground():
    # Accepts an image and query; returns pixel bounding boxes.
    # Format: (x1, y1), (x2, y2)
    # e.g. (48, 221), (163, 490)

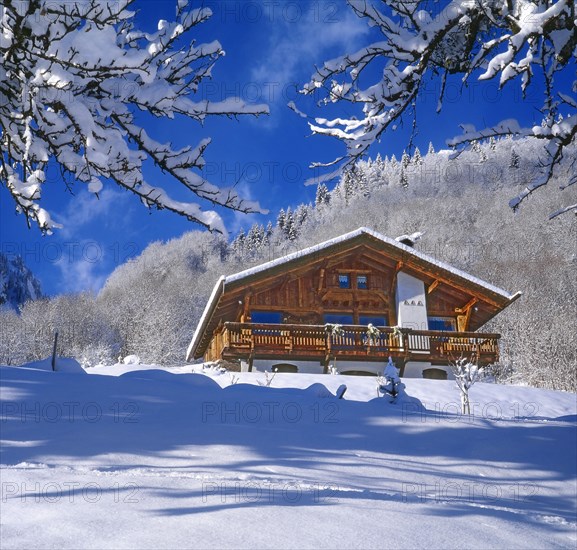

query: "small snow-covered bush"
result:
(451, 358), (483, 415)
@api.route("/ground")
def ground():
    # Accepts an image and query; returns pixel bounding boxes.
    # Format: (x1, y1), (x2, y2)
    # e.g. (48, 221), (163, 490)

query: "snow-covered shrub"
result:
(451, 359), (483, 415)
(257, 369), (278, 387)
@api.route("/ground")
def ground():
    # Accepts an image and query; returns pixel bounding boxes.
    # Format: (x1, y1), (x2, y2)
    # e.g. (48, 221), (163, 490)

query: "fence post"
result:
(51, 331), (59, 371)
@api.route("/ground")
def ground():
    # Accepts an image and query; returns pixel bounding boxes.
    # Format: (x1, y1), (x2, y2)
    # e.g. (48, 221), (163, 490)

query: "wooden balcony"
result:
(211, 322), (500, 368)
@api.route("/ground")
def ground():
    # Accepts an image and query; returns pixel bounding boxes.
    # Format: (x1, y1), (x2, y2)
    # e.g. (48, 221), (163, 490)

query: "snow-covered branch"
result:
(299, 0), (576, 216)
(0, 0), (269, 233)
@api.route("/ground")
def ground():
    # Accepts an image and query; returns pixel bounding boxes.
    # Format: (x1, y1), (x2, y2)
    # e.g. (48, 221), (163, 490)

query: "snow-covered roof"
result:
(187, 227), (521, 361)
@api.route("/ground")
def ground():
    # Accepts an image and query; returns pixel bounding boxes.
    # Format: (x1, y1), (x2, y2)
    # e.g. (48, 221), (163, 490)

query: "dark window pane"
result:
(428, 317), (456, 331)
(338, 274), (350, 288)
(359, 315), (387, 326)
(357, 275), (368, 289)
(251, 311), (283, 324)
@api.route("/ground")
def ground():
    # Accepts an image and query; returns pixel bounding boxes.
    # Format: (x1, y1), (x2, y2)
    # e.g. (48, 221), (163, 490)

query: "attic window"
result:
(357, 275), (368, 289)
(338, 274), (350, 288)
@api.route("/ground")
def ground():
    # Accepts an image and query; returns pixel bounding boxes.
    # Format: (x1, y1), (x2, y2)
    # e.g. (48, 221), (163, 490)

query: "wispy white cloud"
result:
(54, 250), (107, 294)
(55, 187), (131, 239)
(52, 186), (134, 294)
(250, 5), (370, 114)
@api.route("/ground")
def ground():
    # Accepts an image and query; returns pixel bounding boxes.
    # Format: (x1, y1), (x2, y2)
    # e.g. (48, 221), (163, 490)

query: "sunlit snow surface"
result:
(1, 362), (576, 549)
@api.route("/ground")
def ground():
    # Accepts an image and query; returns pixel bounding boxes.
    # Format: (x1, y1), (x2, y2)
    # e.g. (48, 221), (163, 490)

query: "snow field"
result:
(1, 363), (575, 549)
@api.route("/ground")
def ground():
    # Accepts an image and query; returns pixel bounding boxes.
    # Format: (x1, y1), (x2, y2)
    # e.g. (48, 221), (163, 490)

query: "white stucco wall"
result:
(240, 358), (454, 379)
(395, 271), (429, 331)
(241, 359), (390, 376)
(403, 361), (454, 380)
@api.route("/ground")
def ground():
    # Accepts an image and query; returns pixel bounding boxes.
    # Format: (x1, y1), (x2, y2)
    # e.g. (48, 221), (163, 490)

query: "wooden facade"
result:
(187, 228), (520, 376)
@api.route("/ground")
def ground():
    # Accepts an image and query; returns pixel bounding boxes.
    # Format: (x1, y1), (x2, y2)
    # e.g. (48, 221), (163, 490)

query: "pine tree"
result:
(315, 183), (330, 206)
(427, 142), (435, 155)
(246, 224), (265, 254)
(413, 146), (423, 165)
(401, 151), (411, 170)
(340, 170), (356, 204)
(510, 149), (520, 169)
(358, 169), (371, 197)
(400, 169), (408, 188)
(232, 229), (246, 257)
(295, 204), (310, 227)
(489, 136), (497, 150)
(284, 207), (296, 240)
(277, 209), (286, 231)
(375, 153), (386, 174)
(471, 140), (487, 162)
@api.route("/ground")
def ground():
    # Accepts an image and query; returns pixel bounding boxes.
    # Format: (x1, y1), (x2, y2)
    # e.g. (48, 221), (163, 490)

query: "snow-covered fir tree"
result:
(510, 149), (520, 169)
(0, 254), (42, 310)
(294, 204), (311, 228)
(399, 169), (408, 189)
(265, 221), (274, 240)
(413, 147), (423, 165)
(401, 151), (411, 170)
(471, 140), (488, 162)
(231, 229), (246, 257)
(277, 209), (287, 231)
(315, 183), (331, 207)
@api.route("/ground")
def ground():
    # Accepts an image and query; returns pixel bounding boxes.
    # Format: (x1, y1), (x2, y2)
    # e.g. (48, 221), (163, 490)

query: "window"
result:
(423, 368), (448, 380)
(338, 274), (350, 289)
(359, 315), (387, 327)
(250, 311), (283, 324)
(272, 363), (299, 373)
(428, 317), (456, 331)
(357, 275), (368, 289)
(324, 313), (353, 325)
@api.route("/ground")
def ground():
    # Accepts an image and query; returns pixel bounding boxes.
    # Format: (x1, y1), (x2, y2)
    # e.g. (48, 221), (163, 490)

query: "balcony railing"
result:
(214, 322), (500, 365)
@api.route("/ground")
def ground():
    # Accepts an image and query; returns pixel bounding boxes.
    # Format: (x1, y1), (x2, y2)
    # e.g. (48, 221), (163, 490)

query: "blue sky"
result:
(0, 0), (550, 296)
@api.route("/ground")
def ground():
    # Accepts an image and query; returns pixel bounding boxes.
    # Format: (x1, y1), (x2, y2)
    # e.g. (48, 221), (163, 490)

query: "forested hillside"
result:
(2, 137), (575, 390)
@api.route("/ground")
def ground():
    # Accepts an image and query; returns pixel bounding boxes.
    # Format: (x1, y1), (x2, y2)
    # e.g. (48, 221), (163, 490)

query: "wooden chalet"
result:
(187, 228), (521, 379)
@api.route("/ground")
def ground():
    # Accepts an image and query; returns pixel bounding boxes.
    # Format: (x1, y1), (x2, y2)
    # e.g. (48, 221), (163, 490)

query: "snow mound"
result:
(18, 356), (85, 374)
(122, 354), (141, 365)
(119, 369), (222, 390)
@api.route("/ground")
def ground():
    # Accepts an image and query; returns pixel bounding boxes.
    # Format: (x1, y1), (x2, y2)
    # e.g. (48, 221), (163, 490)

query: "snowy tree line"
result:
(1, 137), (575, 391)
